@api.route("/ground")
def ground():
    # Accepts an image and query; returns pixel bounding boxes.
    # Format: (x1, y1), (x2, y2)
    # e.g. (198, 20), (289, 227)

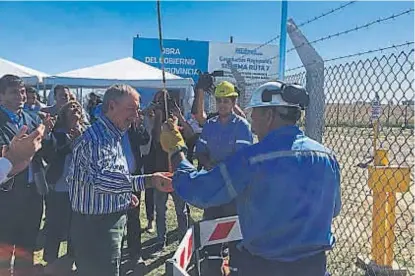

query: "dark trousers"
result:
(43, 191), (73, 263)
(231, 249), (327, 276)
(0, 182), (43, 267)
(154, 190), (188, 244)
(143, 155), (155, 223)
(71, 211), (126, 276)
(126, 192), (141, 258)
(144, 188), (154, 222)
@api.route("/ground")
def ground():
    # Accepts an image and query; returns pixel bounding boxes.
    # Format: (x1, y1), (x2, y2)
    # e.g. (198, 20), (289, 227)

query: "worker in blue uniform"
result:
(196, 80), (253, 220)
(195, 80), (253, 275)
(160, 81), (341, 276)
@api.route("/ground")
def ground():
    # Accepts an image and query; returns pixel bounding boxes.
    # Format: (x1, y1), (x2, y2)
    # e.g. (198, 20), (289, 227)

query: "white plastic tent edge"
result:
(43, 76), (194, 89)
(43, 76), (195, 113)
(42, 57), (194, 88)
(0, 57), (48, 86)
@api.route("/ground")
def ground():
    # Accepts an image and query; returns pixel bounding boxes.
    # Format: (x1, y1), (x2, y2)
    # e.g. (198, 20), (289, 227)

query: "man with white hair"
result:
(160, 81), (341, 276)
(68, 84), (173, 276)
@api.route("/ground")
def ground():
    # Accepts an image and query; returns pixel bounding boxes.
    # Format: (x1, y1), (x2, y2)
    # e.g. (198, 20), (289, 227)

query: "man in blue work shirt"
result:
(196, 81), (253, 219)
(160, 81), (341, 276)
(195, 80), (253, 274)
(196, 81), (253, 174)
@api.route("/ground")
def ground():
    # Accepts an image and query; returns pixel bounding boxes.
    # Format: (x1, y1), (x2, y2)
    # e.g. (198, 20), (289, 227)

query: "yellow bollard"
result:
(357, 102), (410, 275)
(371, 191), (387, 264)
(368, 149), (410, 267)
(370, 149), (389, 265)
(374, 149), (388, 166)
(385, 193), (397, 266)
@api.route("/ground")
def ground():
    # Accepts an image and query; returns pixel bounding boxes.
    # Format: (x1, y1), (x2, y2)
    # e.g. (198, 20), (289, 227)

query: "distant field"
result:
(325, 103), (414, 127)
(324, 126), (414, 276)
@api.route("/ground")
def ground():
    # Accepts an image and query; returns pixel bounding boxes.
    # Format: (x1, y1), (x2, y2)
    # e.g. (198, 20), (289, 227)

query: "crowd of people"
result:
(0, 72), (341, 276)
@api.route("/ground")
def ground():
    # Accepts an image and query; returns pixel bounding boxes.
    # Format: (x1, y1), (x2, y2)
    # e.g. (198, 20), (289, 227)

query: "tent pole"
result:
(43, 83), (47, 104)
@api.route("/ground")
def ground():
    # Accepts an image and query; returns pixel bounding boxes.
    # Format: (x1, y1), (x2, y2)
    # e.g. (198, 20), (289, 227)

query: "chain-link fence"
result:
(218, 49), (414, 275)
(321, 49), (413, 276)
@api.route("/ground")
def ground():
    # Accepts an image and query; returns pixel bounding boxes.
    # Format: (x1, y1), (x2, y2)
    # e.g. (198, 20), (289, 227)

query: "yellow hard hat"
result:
(214, 81), (239, 98)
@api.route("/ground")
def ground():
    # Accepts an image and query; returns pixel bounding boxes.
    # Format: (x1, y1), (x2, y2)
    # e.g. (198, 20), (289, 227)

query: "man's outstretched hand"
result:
(130, 194), (140, 208)
(151, 172), (174, 193)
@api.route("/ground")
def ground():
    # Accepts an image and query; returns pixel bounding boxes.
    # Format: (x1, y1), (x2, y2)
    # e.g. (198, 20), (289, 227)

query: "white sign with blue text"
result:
(208, 42), (279, 84)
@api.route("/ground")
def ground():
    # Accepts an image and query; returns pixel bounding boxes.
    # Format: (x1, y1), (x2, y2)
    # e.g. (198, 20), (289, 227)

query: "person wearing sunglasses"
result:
(160, 81), (341, 276)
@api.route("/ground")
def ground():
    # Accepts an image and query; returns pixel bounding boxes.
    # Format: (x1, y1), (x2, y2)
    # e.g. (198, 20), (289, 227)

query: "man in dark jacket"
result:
(124, 120), (150, 266)
(0, 74), (54, 275)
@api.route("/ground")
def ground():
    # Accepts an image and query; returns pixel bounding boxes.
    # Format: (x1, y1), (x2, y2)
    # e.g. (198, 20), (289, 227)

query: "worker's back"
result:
(228, 125), (341, 262)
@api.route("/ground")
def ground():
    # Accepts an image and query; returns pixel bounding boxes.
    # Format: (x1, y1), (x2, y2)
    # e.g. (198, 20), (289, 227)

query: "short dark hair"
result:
(259, 106), (301, 124)
(26, 86), (37, 94)
(53, 85), (70, 96)
(276, 106), (301, 123)
(0, 74), (24, 94)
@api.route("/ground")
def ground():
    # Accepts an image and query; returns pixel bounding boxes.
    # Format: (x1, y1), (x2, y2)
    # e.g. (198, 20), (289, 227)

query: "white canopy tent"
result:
(43, 57), (195, 113)
(0, 57), (48, 86)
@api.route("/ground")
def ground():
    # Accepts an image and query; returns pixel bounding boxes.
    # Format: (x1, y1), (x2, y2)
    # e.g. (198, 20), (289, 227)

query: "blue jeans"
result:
(154, 190), (188, 243)
(70, 211), (126, 276)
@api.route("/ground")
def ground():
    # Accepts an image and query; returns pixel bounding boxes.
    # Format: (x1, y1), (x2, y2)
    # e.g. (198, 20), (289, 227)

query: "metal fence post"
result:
(165, 258), (175, 276)
(226, 60), (248, 108)
(193, 222), (202, 276)
(287, 18), (325, 143)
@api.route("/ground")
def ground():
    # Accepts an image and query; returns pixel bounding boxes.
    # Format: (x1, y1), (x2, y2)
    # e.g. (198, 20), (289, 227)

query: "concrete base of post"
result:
(356, 256), (407, 276)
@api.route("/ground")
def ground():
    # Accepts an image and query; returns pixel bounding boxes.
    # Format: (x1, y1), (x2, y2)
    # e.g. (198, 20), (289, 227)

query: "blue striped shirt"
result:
(67, 115), (146, 215)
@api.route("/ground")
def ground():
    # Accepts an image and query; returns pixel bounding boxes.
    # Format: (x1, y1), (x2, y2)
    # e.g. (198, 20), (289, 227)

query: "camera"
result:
(195, 70), (225, 93)
(142, 90), (179, 117)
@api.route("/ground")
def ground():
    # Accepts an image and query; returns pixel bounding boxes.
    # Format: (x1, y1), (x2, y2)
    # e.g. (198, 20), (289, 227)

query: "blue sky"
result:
(0, 1), (413, 74)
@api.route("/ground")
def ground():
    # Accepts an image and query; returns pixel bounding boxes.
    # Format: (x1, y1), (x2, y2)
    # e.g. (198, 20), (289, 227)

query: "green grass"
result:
(34, 195), (204, 276)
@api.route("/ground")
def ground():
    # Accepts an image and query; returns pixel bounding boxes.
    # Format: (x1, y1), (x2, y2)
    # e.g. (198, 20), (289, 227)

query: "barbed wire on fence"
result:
(240, 41), (414, 89)
(267, 8), (414, 62)
(296, 1), (357, 29)
(230, 1), (357, 60)
(284, 41), (415, 73)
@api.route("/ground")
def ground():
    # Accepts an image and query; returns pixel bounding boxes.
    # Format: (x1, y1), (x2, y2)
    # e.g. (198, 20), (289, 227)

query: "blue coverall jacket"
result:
(173, 125), (341, 261)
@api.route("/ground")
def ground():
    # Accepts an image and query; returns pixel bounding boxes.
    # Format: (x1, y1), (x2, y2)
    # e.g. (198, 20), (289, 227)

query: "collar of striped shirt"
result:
(98, 115), (124, 140)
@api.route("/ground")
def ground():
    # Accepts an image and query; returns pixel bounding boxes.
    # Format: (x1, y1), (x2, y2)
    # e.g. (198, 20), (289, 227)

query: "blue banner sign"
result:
(133, 37), (209, 82)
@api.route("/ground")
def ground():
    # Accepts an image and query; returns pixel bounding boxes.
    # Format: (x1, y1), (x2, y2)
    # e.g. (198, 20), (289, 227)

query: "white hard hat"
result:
(245, 81), (308, 111)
